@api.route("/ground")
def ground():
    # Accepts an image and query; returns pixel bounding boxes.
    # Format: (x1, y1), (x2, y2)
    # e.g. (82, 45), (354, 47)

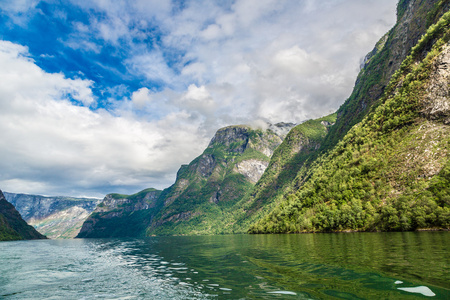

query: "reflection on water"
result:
(0, 232), (448, 299)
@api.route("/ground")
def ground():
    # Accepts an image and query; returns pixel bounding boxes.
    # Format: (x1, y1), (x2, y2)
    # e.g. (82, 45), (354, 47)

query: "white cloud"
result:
(0, 0), (398, 196)
(126, 51), (175, 85)
(180, 84), (214, 114)
(55, 0), (396, 124)
(0, 40), (209, 197)
(272, 46), (326, 76)
(131, 87), (151, 108)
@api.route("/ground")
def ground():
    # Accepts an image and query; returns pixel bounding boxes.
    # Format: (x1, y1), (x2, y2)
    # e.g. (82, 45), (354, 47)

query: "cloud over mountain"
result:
(0, 0), (396, 196)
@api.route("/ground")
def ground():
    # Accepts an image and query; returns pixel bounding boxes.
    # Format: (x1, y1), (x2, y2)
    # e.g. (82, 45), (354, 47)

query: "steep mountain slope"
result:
(76, 188), (162, 238)
(322, 0), (448, 150)
(224, 114), (337, 232)
(146, 123), (294, 235)
(0, 190), (46, 241)
(250, 11), (450, 233)
(77, 0), (449, 237)
(5, 192), (100, 239)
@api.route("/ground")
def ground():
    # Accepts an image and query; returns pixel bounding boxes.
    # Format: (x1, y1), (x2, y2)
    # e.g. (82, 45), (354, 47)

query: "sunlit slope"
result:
(250, 12), (450, 233)
(146, 124), (292, 235)
(322, 0), (448, 149)
(224, 114), (337, 233)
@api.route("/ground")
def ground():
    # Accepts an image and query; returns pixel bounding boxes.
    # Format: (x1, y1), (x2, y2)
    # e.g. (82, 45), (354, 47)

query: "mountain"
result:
(76, 188), (162, 238)
(77, 123), (294, 237)
(227, 114), (337, 231)
(249, 5), (450, 233)
(77, 0), (449, 237)
(4, 192), (100, 239)
(322, 0), (450, 150)
(0, 190), (46, 241)
(145, 123), (294, 235)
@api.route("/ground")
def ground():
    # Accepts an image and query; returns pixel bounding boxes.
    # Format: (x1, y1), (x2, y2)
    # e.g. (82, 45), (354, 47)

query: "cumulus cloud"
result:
(131, 87), (151, 108)
(0, 41), (209, 197)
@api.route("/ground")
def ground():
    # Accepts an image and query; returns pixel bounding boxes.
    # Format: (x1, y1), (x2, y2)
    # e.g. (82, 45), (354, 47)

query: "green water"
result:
(0, 232), (448, 299)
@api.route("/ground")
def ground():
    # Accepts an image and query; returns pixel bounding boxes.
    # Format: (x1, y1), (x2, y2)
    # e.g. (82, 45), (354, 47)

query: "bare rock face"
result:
(196, 154), (216, 177)
(235, 159), (269, 184)
(422, 43), (450, 123)
(209, 126), (250, 153)
(28, 206), (92, 239)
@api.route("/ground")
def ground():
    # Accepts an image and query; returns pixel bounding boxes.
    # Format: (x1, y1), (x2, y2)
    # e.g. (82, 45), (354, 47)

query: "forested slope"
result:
(0, 190), (47, 241)
(250, 10), (450, 233)
(146, 124), (292, 235)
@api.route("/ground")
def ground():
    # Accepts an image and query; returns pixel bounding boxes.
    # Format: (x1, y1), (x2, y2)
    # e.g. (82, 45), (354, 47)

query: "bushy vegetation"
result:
(322, 0), (445, 151)
(249, 12), (450, 234)
(0, 214), (22, 241)
(0, 191), (47, 240)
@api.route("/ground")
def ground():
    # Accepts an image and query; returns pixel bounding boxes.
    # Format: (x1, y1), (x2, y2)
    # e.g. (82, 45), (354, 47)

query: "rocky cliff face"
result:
(234, 114), (337, 225)
(4, 192), (100, 239)
(0, 190), (46, 241)
(324, 0), (445, 149)
(422, 44), (450, 123)
(250, 9), (450, 233)
(146, 123), (294, 235)
(76, 188), (162, 238)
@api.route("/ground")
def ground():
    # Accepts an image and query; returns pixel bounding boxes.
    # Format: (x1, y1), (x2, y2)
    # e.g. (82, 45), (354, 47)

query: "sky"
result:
(0, 0), (397, 198)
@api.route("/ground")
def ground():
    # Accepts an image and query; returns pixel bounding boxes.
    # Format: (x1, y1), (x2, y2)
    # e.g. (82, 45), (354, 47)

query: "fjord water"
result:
(0, 232), (448, 299)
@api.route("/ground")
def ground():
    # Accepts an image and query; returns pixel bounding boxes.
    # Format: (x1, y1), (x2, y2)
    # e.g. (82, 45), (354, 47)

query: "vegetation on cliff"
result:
(146, 124), (291, 236)
(0, 190), (47, 241)
(322, 0), (447, 150)
(224, 114), (337, 233)
(77, 0), (450, 237)
(250, 10), (450, 233)
(76, 188), (162, 238)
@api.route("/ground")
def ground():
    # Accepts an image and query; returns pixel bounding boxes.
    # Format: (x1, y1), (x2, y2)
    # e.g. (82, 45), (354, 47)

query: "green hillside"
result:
(77, 0), (450, 237)
(322, 0), (448, 149)
(222, 114), (337, 233)
(76, 188), (162, 238)
(249, 11), (450, 233)
(0, 190), (47, 241)
(146, 125), (290, 235)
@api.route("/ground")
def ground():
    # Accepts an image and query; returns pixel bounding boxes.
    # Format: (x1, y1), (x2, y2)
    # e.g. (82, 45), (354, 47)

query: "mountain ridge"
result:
(250, 8), (450, 233)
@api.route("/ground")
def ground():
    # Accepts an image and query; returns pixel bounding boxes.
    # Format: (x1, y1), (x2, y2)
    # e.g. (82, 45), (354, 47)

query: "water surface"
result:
(0, 232), (448, 299)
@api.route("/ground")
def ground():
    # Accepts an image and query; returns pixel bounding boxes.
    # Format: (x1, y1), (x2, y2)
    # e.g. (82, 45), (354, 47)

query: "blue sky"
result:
(0, 0), (397, 197)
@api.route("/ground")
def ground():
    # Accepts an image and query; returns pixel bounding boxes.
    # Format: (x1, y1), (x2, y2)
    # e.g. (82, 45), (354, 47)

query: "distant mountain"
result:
(4, 192), (100, 239)
(0, 190), (46, 241)
(76, 188), (162, 238)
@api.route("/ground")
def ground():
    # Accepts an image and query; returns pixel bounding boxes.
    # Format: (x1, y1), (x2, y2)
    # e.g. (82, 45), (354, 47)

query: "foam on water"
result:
(398, 286), (436, 297)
